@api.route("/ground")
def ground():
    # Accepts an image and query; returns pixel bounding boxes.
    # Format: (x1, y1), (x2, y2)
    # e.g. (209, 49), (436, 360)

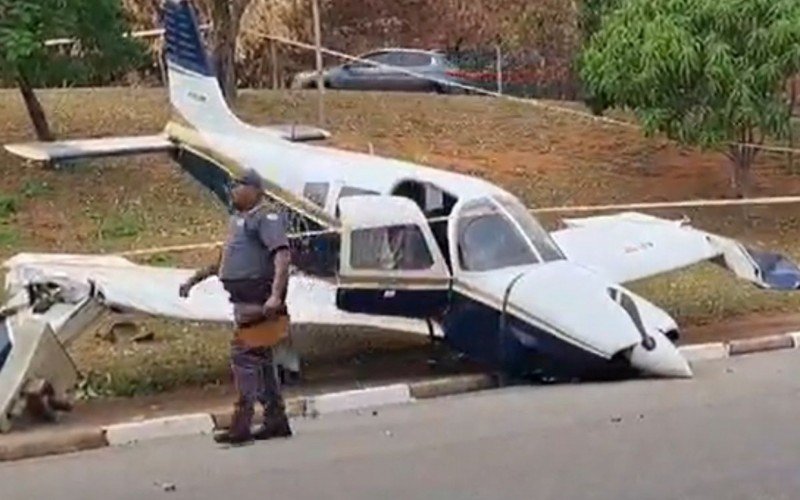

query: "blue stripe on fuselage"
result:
(0, 319), (11, 371)
(443, 292), (631, 379)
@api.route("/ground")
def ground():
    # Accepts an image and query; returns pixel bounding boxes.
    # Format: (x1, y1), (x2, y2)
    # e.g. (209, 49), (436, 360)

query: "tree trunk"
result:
(727, 142), (759, 199)
(789, 79), (797, 173)
(16, 73), (54, 142)
(210, 0), (250, 104)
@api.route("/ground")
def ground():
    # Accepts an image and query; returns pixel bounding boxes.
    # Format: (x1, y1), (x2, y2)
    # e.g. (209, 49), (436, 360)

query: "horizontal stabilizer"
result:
(4, 134), (175, 162)
(260, 124), (331, 142)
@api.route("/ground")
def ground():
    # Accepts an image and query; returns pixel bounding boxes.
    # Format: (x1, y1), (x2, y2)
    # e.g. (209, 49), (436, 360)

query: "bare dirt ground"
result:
(2, 87), (800, 398)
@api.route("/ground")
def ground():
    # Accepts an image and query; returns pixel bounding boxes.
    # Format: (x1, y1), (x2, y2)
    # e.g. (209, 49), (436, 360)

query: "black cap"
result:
(233, 168), (264, 191)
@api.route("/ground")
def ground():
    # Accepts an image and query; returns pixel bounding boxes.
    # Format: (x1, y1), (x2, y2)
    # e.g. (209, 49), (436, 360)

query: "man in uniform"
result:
(179, 168), (293, 444)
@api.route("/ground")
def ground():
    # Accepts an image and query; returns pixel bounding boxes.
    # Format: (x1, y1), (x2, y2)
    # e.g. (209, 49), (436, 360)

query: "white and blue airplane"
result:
(4, 0), (800, 414)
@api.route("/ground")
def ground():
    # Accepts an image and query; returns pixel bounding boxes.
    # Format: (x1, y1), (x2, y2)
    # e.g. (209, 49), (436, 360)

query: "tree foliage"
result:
(0, 0), (144, 139)
(580, 0), (800, 196)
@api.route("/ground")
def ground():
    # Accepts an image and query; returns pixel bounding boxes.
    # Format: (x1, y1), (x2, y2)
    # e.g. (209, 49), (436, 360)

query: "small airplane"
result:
(4, 0), (800, 418)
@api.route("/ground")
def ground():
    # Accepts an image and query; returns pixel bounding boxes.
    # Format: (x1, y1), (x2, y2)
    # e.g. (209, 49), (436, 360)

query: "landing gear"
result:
(23, 379), (73, 423)
(424, 318), (456, 371)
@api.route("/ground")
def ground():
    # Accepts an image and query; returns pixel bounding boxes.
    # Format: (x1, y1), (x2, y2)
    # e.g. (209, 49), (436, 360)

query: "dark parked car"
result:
(293, 48), (472, 94)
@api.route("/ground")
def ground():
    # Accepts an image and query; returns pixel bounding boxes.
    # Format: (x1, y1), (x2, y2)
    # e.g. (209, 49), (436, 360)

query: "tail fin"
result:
(162, 0), (243, 132)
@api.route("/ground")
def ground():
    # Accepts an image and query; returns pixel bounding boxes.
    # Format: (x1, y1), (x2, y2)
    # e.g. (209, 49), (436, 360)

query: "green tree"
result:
(0, 0), (143, 141)
(580, 0), (800, 197)
(578, 0), (621, 41)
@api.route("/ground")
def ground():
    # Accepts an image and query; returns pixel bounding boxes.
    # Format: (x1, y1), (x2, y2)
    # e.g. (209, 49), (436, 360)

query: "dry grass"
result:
(2, 87), (800, 395)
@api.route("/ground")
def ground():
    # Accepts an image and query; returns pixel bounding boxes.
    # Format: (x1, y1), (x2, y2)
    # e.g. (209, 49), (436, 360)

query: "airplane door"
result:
(336, 195), (451, 318)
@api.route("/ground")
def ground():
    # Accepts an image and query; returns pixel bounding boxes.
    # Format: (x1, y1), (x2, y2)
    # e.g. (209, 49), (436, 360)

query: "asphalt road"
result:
(3, 350), (800, 500)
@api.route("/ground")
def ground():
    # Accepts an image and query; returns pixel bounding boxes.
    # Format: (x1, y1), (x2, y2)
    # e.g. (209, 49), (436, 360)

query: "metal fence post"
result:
(311, 0), (325, 127)
(495, 45), (503, 95)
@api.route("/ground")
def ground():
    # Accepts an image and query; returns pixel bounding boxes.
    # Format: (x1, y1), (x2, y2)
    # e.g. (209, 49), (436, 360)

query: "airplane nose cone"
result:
(628, 332), (693, 378)
(498, 261), (693, 379)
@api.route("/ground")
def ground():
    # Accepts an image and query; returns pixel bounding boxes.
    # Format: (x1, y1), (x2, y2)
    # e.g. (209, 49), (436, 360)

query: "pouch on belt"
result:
(234, 305), (289, 349)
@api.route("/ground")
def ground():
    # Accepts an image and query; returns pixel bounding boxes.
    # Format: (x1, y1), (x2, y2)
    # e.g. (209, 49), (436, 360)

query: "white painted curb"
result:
(679, 343), (728, 362)
(105, 413), (215, 446)
(306, 384), (413, 416)
(789, 331), (800, 348)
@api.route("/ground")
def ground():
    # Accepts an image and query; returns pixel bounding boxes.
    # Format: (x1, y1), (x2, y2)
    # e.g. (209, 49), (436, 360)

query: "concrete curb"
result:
(3, 335), (799, 463)
(679, 343), (729, 362)
(105, 413), (215, 447)
(0, 427), (107, 462)
(306, 384), (412, 417)
(678, 331), (799, 363)
(409, 373), (498, 399)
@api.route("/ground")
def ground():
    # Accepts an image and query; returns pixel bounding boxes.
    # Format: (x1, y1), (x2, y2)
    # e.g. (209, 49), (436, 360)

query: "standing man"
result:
(180, 168), (293, 445)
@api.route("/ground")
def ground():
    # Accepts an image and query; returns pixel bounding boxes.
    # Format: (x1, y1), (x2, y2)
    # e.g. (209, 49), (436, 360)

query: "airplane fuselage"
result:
(164, 110), (692, 380)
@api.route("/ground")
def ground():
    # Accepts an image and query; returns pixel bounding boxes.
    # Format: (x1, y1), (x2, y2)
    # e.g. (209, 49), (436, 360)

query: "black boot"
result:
(214, 404), (253, 445)
(253, 413), (292, 440)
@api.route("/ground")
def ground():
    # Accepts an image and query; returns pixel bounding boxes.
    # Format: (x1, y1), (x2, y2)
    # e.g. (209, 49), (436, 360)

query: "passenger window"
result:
(350, 224), (434, 271)
(303, 182), (329, 208)
(354, 52), (391, 67)
(392, 53), (433, 67)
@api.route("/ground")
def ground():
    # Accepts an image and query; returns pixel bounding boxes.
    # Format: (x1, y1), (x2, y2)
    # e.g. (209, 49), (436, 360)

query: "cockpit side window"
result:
(497, 197), (565, 262)
(303, 182), (329, 208)
(457, 199), (538, 272)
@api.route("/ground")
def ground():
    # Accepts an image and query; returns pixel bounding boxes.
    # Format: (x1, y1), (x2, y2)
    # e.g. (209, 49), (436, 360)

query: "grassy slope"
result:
(2, 87), (800, 395)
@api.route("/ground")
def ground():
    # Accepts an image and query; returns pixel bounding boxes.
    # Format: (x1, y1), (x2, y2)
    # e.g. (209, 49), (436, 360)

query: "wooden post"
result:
(156, 45), (167, 87)
(311, 0), (325, 126)
(495, 45), (503, 95)
(270, 39), (279, 89)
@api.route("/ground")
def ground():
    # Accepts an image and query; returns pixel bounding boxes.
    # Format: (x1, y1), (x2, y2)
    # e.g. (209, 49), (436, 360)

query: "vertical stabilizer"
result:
(162, 0), (244, 133)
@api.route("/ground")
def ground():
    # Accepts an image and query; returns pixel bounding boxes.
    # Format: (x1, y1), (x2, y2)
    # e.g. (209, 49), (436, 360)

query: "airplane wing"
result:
(4, 125), (329, 163)
(550, 212), (800, 289)
(3, 253), (435, 335)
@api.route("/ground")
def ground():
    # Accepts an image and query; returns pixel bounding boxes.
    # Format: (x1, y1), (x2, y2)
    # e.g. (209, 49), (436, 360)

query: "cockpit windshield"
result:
(456, 196), (565, 272)
(495, 197), (565, 262)
(457, 199), (539, 271)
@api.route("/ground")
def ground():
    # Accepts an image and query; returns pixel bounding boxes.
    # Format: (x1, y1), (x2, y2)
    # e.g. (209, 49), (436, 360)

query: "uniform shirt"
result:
(219, 204), (289, 307)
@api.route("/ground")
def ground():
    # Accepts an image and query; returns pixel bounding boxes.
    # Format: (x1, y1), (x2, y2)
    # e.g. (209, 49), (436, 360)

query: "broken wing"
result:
(3, 253), (436, 335)
(550, 212), (800, 289)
